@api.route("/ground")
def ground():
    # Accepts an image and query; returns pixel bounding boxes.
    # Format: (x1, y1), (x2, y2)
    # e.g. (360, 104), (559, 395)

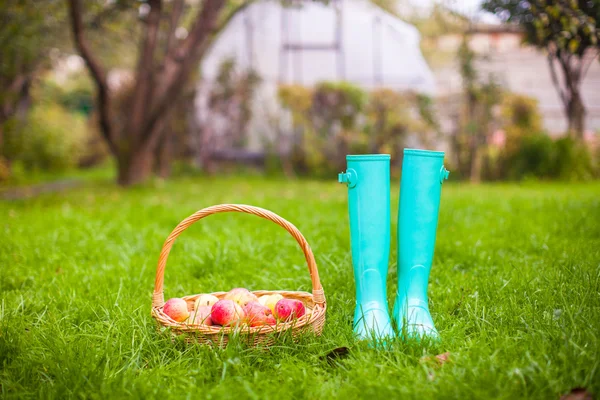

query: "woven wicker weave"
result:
(151, 204), (326, 347)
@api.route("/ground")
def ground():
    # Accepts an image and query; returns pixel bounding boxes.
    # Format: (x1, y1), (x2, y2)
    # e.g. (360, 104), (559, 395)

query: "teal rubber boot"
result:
(339, 154), (394, 341)
(393, 149), (449, 339)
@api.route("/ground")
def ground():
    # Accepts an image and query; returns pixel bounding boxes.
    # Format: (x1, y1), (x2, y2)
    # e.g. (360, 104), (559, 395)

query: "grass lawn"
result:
(1, 176), (599, 399)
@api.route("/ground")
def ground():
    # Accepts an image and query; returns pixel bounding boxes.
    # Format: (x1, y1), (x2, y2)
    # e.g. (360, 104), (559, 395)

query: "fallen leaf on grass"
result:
(435, 352), (451, 364)
(420, 352), (451, 366)
(560, 388), (593, 400)
(321, 346), (350, 366)
(420, 352), (451, 382)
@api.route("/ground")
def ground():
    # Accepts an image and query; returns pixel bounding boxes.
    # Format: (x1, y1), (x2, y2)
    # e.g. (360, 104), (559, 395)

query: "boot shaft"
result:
(341, 154), (391, 285)
(339, 154), (394, 339)
(398, 149), (448, 271)
(394, 148), (449, 338)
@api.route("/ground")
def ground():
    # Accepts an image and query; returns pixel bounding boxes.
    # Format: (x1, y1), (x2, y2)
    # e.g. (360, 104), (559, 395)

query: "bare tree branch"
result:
(558, 53), (576, 97)
(67, 0), (117, 156)
(164, 0), (185, 56)
(547, 52), (568, 108)
(142, 0), (230, 143)
(171, 0), (226, 62)
(127, 0), (162, 144)
(0, 74), (28, 123)
(89, 1), (130, 29)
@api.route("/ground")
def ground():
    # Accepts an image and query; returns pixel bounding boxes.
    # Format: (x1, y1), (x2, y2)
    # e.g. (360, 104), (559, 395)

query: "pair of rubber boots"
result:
(338, 149), (449, 341)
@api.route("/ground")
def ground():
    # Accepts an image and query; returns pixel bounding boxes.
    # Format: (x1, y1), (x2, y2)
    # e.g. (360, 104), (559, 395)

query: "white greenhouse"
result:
(195, 0), (436, 151)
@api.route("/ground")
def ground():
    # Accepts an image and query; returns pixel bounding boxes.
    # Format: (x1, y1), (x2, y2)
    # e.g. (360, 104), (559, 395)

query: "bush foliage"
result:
(491, 94), (597, 181)
(3, 104), (87, 172)
(277, 82), (435, 178)
(275, 82), (598, 181)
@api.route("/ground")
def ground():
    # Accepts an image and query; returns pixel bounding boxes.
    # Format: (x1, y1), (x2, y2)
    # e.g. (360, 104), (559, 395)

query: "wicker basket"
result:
(151, 204), (326, 347)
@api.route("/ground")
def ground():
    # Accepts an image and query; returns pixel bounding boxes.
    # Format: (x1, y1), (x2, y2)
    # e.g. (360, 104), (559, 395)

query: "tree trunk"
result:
(448, 111), (462, 177)
(15, 77), (32, 119)
(467, 91), (480, 182)
(68, 0), (230, 186)
(0, 123), (4, 157)
(156, 130), (172, 179)
(470, 142), (482, 183)
(0, 124), (8, 181)
(199, 122), (216, 174)
(567, 91), (586, 140)
(117, 147), (154, 186)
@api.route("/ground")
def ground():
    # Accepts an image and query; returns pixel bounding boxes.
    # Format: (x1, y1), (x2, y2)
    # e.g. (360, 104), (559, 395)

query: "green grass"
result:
(1, 177), (599, 399)
(0, 162), (115, 189)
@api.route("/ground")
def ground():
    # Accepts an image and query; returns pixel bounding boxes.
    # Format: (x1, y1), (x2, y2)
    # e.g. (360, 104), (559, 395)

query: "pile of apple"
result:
(162, 288), (307, 328)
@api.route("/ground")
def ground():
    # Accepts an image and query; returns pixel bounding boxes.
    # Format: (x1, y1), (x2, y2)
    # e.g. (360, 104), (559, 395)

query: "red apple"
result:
(243, 301), (276, 327)
(163, 298), (190, 322)
(224, 288), (258, 306)
(211, 299), (245, 326)
(187, 305), (213, 326)
(274, 299), (306, 322)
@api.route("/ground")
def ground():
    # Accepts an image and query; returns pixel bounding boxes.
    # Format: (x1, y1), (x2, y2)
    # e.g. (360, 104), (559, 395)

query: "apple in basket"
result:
(274, 299), (306, 322)
(187, 305), (213, 326)
(211, 299), (245, 326)
(194, 294), (219, 309)
(224, 288), (258, 307)
(163, 298), (190, 322)
(258, 294), (284, 315)
(243, 301), (277, 327)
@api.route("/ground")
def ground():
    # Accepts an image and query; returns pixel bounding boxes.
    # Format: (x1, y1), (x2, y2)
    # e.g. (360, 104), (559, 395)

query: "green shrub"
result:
(78, 119), (110, 168)
(500, 94), (543, 156)
(1, 117), (22, 162)
(276, 83), (442, 179)
(8, 105), (86, 172)
(278, 82), (369, 178)
(501, 94), (542, 131)
(490, 93), (584, 181)
(0, 156), (10, 182)
(364, 89), (414, 177)
(277, 85), (312, 122)
(311, 81), (367, 132)
(276, 82), (598, 182)
(38, 75), (95, 116)
(553, 137), (596, 181)
(505, 133), (556, 180)
(504, 134), (597, 181)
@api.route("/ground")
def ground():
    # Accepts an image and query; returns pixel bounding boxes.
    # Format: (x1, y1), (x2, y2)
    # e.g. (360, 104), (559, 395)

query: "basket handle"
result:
(152, 204), (325, 308)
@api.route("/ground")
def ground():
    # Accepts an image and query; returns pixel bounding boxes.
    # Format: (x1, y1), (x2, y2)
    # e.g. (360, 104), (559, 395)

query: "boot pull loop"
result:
(440, 166), (450, 184)
(338, 169), (358, 188)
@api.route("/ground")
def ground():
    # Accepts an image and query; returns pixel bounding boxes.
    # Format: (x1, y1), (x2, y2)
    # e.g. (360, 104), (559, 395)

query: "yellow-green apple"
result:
(243, 301), (277, 327)
(274, 299), (306, 321)
(187, 305), (213, 326)
(224, 288), (258, 306)
(194, 294), (219, 309)
(211, 299), (245, 326)
(257, 295), (269, 306)
(163, 298), (190, 322)
(257, 294), (284, 315)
